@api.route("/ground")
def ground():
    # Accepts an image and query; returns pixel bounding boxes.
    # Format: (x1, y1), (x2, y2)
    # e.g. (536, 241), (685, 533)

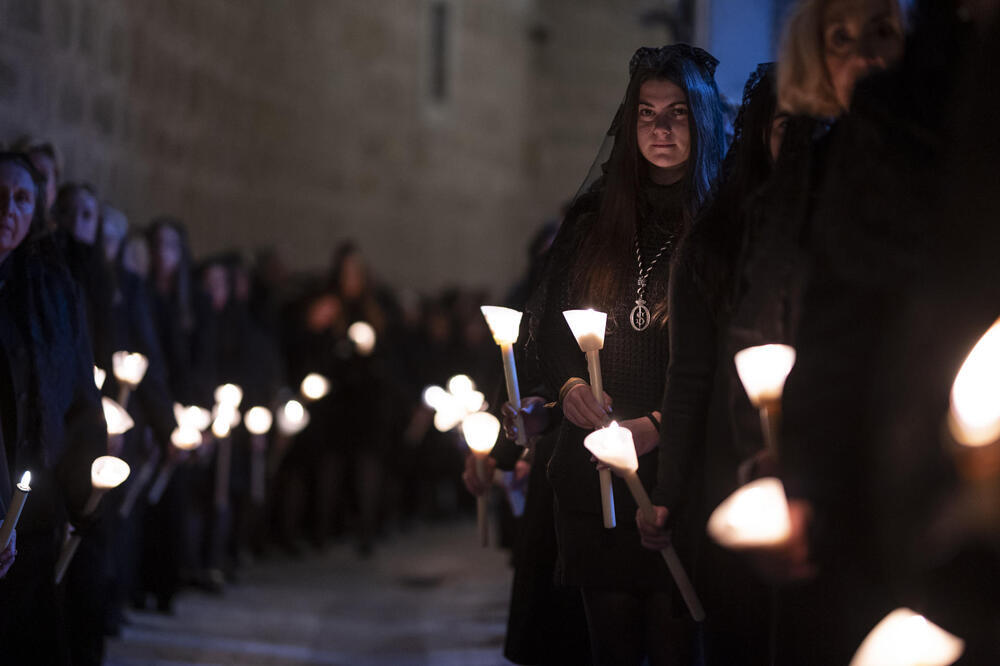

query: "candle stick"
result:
(0, 472), (31, 551)
(118, 445), (160, 519)
(850, 608), (964, 666)
(734, 344), (796, 457)
(55, 456), (130, 583)
(563, 309), (615, 529)
(148, 425), (203, 505)
(111, 351), (149, 409)
(462, 412), (500, 548)
(584, 423), (705, 621)
(481, 306), (527, 447)
(211, 407), (238, 512)
(245, 407), (273, 506)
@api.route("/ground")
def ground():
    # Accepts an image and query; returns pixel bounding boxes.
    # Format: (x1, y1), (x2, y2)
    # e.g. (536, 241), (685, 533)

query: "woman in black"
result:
(637, 65), (784, 666)
(0, 152), (107, 663)
(522, 45), (725, 665)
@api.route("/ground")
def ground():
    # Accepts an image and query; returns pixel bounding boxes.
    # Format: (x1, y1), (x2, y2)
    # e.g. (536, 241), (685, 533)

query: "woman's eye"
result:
(639, 108), (653, 118)
(15, 191), (30, 204)
(828, 26), (853, 50)
(672, 107), (688, 118)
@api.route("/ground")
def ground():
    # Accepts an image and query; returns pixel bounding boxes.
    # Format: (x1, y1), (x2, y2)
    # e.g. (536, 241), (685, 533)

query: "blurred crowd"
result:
(0, 133), (531, 663)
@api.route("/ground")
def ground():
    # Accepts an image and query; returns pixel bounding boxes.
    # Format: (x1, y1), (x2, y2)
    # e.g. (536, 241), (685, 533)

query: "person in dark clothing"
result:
(0, 152), (107, 664)
(519, 45), (726, 665)
(637, 64), (783, 666)
(771, 2), (986, 663)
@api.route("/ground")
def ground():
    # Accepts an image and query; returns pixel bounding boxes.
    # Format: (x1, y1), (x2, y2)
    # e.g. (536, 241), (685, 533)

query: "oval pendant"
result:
(630, 303), (651, 331)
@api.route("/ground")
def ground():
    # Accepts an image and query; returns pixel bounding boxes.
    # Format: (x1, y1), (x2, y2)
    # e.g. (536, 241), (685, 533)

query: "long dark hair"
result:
(572, 46), (725, 313)
(681, 63), (779, 317)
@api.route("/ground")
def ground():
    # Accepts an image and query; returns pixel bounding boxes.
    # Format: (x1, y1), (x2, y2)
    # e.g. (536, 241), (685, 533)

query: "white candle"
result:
(850, 608), (964, 666)
(56, 457), (131, 583)
(245, 407), (273, 506)
(564, 308), (614, 529)
(706, 477), (792, 549)
(119, 447), (160, 519)
(0, 471), (31, 551)
(112, 351), (149, 407)
(584, 424), (705, 621)
(462, 411), (500, 548)
(102, 397), (135, 436)
(481, 306), (527, 447)
(734, 344), (796, 455)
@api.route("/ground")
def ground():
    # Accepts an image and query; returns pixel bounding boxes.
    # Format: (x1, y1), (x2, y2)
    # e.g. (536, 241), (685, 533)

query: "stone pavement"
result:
(105, 522), (514, 665)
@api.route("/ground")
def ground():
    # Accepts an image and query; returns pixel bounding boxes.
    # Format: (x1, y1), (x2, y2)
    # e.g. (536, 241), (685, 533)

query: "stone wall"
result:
(0, 0), (669, 295)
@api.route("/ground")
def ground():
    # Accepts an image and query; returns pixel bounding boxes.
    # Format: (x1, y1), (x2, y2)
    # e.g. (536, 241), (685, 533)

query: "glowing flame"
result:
(734, 344), (797, 406)
(348, 321), (377, 356)
(170, 426), (203, 450)
(300, 373), (331, 401)
(949, 317), (1000, 446)
(17, 471), (31, 491)
(90, 456), (131, 489)
(480, 306), (523, 345)
(276, 399), (310, 436)
(112, 351), (149, 386)
(214, 383), (244, 408)
(462, 412), (500, 454)
(563, 309), (607, 352)
(102, 397), (135, 435)
(245, 406), (273, 435)
(850, 608), (964, 666)
(583, 422), (638, 473)
(706, 477), (792, 549)
(94, 366), (106, 390)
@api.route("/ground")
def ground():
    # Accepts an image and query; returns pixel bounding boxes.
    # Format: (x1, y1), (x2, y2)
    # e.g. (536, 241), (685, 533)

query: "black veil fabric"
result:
(521, 44), (718, 392)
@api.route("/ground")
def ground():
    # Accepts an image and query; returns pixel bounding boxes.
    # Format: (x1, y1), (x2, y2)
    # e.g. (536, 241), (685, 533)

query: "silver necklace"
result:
(630, 236), (671, 331)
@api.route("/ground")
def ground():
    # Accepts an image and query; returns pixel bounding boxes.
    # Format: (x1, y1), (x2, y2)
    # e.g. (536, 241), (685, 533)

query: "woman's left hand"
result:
(590, 413), (660, 471)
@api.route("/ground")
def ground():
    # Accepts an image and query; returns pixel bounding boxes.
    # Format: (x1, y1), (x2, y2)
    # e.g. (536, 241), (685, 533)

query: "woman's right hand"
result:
(501, 397), (550, 444)
(462, 452), (496, 497)
(636, 505), (671, 550)
(562, 382), (612, 430)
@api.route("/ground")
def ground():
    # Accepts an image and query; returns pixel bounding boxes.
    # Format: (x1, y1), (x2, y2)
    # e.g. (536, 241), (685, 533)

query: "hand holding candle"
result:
(563, 309), (615, 529)
(734, 344), (796, 457)
(480, 306), (527, 446)
(584, 423), (704, 621)
(462, 411), (500, 548)
(0, 472), (31, 552)
(56, 456), (130, 583)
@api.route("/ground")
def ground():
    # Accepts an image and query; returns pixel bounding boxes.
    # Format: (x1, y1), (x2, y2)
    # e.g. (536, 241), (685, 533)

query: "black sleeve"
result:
(55, 281), (110, 526)
(653, 257), (716, 509)
(127, 276), (177, 451)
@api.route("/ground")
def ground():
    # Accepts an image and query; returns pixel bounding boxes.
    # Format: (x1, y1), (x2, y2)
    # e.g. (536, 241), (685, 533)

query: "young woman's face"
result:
(0, 162), (36, 260)
(153, 226), (183, 278)
(636, 78), (691, 184)
(822, 0), (904, 110)
(63, 189), (99, 245)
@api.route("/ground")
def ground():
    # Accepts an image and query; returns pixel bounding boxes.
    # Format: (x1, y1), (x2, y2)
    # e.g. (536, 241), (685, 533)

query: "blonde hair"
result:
(777, 0), (905, 118)
(777, 0), (842, 118)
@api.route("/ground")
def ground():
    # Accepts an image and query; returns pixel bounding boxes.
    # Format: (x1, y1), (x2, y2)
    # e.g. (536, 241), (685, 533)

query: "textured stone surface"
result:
(0, 0), (667, 294)
(106, 523), (515, 665)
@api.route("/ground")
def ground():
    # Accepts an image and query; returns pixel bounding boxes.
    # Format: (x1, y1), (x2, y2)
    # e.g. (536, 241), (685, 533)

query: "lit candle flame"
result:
(91, 456), (131, 489)
(18, 471), (31, 491)
(583, 422), (639, 473)
(245, 406), (273, 435)
(111, 351), (149, 387)
(849, 608), (964, 666)
(462, 412), (500, 454)
(174, 403), (212, 432)
(276, 399), (309, 436)
(562, 309), (607, 352)
(102, 397), (135, 435)
(170, 426), (203, 450)
(447, 374), (475, 396)
(949, 317), (1000, 446)
(734, 344), (797, 406)
(214, 383), (244, 409)
(706, 477), (792, 549)
(300, 373), (331, 401)
(94, 366), (106, 390)
(480, 306), (523, 345)
(348, 321), (377, 356)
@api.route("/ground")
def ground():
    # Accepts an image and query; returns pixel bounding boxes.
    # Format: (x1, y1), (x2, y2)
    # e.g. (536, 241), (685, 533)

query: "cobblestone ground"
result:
(106, 522), (514, 665)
